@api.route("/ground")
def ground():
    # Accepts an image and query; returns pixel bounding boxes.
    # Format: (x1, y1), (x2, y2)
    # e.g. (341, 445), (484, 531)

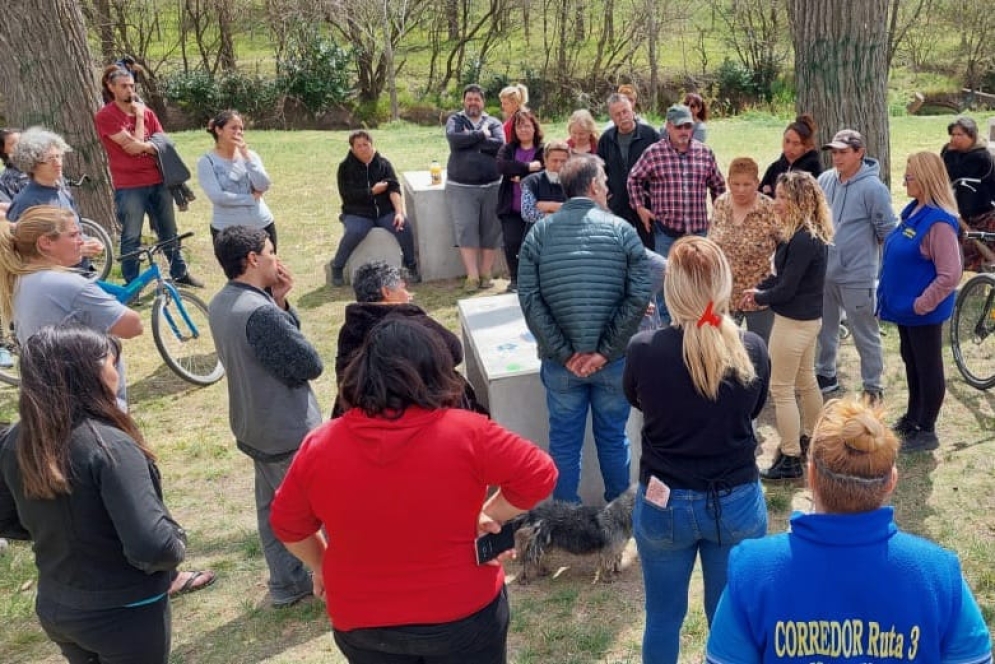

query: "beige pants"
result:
(769, 314), (823, 457)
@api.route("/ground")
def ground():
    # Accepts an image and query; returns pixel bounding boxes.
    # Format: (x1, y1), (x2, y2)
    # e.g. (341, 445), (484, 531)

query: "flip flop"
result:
(169, 570), (216, 598)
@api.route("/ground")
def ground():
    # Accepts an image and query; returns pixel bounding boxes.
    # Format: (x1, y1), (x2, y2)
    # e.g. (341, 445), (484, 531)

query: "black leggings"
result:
(499, 213), (527, 283)
(898, 323), (945, 431)
(37, 594), (171, 664)
(333, 587), (509, 664)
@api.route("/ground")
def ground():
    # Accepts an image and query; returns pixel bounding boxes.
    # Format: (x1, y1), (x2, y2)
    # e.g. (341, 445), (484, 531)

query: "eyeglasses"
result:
(39, 153), (64, 165)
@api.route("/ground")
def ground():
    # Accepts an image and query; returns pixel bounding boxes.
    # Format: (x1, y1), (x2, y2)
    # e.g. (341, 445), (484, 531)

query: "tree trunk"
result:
(788, 0), (891, 185)
(0, 0), (116, 230)
(217, 0), (238, 72)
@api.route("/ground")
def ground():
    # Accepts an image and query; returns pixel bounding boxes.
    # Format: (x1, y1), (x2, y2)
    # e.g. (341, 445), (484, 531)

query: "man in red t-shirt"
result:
(94, 69), (201, 286)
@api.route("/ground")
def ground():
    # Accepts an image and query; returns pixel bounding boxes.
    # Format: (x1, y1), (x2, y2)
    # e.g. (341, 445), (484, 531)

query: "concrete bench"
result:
(458, 293), (642, 506)
(403, 170), (508, 282)
(324, 227), (402, 286)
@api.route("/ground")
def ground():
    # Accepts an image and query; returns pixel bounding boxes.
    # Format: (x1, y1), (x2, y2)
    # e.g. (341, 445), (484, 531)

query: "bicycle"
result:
(950, 231), (995, 390)
(0, 232), (223, 387)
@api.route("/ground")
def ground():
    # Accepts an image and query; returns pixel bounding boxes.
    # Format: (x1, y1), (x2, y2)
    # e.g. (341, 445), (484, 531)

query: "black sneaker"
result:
(817, 374), (840, 394)
(761, 452), (803, 481)
(900, 428), (939, 454)
(331, 267), (345, 287)
(505, 280), (518, 294)
(174, 273), (204, 288)
(404, 265), (422, 284)
(892, 414), (917, 438)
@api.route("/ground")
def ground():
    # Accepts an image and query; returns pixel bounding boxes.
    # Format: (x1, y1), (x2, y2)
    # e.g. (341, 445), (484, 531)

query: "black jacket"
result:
(496, 141), (544, 217)
(754, 227), (828, 321)
(941, 144), (995, 220)
(337, 151), (401, 220)
(0, 420), (186, 610)
(597, 123), (660, 225)
(759, 149), (823, 195)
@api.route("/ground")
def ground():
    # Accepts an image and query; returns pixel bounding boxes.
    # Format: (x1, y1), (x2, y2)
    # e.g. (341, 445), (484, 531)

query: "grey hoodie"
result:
(818, 157), (896, 287)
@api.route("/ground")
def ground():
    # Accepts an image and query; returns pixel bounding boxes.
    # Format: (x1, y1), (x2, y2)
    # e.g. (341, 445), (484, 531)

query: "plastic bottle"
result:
(430, 160), (442, 185)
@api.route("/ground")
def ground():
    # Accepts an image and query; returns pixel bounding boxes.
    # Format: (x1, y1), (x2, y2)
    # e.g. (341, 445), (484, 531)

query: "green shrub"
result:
(161, 69), (282, 125)
(277, 30), (352, 115)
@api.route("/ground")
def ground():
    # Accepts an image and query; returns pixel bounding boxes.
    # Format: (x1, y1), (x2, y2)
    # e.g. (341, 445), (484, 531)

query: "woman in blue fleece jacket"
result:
(705, 398), (992, 664)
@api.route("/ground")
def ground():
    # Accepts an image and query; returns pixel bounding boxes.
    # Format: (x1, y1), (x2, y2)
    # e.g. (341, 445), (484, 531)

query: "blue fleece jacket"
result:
(818, 158), (897, 287)
(706, 508), (992, 664)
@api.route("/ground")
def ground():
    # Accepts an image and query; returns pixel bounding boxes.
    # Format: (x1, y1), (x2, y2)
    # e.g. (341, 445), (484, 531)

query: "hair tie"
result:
(696, 301), (721, 329)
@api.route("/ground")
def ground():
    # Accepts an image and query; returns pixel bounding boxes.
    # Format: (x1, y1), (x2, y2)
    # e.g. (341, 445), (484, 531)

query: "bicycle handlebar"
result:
(117, 231), (195, 263)
(963, 231), (995, 242)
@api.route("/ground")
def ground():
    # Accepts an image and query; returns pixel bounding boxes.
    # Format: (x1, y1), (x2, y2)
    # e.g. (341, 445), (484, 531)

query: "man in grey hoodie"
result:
(816, 130), (897, 402)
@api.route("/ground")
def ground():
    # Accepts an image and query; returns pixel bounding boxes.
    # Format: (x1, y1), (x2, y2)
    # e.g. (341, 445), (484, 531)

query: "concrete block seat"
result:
(458, 294), (642, 506)
(403, 170), (508, 282)
(324, 227), (402, 286)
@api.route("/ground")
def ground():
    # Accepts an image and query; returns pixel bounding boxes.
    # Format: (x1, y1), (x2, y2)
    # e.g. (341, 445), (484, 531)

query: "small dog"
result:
(512, 487), (635, 584)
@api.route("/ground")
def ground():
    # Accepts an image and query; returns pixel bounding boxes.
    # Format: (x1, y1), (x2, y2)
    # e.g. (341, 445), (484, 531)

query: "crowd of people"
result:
(0, 69), (993, 664)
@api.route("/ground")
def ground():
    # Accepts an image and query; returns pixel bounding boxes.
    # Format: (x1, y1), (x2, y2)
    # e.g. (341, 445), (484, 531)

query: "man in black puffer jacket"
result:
(518, 154), (652, 505)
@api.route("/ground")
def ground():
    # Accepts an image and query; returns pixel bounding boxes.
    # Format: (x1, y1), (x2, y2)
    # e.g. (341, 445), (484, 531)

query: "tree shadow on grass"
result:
(945, 379), (995, 448)
(296, 285), (338, 310)
(128, 363), (211, 404)
(892, 451), (938, 539)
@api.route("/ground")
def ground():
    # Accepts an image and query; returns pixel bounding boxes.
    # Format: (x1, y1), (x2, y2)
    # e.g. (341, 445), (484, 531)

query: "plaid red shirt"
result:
(626, 136), (726, 235)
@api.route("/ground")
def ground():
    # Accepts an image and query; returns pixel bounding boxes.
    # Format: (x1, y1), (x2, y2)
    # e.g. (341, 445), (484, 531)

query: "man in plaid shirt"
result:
(626, 104), (725, 256)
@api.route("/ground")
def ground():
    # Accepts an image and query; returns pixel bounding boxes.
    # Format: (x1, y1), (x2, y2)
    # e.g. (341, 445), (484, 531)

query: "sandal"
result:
(169, 569), (217, 598)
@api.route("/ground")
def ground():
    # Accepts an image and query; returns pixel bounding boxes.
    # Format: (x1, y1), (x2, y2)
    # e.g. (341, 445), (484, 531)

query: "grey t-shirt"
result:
(14, 270), (130, 405)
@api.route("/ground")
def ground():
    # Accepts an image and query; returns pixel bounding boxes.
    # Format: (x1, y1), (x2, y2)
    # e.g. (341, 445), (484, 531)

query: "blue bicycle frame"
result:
(96, 264), (204, 342)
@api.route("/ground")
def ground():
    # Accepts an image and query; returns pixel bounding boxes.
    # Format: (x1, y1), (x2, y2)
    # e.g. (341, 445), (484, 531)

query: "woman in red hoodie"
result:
(271, 318), (557, 664)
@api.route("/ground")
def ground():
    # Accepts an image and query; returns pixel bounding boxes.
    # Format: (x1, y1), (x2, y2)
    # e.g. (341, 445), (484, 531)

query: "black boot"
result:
(331, 267), (345, 287)
(761, 452), (803, 481)
(404, 264), (422, 284)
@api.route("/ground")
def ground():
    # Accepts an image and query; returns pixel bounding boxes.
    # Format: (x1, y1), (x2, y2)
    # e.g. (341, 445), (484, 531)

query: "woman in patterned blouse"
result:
(708, 157), (780, 343)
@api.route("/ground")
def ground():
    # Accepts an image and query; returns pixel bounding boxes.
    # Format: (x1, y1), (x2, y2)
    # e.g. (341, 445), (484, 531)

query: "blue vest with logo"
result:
(878, 201), (959, 326)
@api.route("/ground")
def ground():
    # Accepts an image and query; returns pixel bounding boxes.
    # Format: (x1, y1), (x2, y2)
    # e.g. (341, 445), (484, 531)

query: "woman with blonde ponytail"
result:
(623, 235), (770, 664)
(707, 398), (992, 664)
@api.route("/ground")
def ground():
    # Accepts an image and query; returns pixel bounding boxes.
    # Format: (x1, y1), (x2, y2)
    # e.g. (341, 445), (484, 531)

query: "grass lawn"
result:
(1, 113), (993, 663)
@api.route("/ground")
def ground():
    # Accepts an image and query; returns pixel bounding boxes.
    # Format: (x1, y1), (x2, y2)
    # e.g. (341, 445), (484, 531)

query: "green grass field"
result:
(1, 113), (993, 663)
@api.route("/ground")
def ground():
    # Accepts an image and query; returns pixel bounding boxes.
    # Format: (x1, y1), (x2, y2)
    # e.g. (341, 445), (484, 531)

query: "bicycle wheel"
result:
(0, 336), (21, 387)
(151, 290), (225, 386)
(79, 218), (114, 281)
(951, 273), (995, 390)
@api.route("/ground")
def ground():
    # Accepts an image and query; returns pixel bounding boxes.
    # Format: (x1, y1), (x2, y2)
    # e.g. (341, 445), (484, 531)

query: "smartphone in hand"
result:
(475, 521), (517, 565)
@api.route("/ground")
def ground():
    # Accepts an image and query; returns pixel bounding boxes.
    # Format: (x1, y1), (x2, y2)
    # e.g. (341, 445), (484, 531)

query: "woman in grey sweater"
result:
(197, 109), (277, 248)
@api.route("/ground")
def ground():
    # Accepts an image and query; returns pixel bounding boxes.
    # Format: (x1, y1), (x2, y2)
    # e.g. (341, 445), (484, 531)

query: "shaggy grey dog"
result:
(512, 487), (635, 584)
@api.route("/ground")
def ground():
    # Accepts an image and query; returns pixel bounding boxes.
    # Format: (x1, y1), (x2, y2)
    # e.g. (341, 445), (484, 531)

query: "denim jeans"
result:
(652, 228), (706, 325)
(634, 480), (767, 664)
(253, 456), (313, 605)
(331, 212), (417, 270)
(540, 357), (631, 504)
(114, 184), (188, 283)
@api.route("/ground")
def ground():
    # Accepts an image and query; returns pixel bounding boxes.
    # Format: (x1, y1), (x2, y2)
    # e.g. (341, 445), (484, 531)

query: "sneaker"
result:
(816, 374), (840, 394)
(892, 414), (917, 438)
(404, 265), (422, 284)
(760, 452), (803, 481)
(900, 428), (940, 454)
(331, 267), (345, 287)
(862, 389), (883, 407)
(479, 273), (494, 289)
(0, 347), (13, 369)
(505, 280), (518, 294)
(463, 277), (479, 293)
(174, 273), (204, 289)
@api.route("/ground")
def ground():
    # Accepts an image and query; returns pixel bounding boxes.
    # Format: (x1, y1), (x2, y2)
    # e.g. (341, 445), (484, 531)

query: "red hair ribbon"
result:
(696, 301), (722, 329)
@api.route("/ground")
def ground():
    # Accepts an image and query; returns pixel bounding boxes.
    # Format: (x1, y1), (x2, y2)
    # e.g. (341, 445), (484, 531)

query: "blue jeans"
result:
(634, 480), (767, 664)
(114, 184), (188, 283)
(652, 228), (706, 325)
(540, 357), (631, 504)
(332, 212), (417, 270)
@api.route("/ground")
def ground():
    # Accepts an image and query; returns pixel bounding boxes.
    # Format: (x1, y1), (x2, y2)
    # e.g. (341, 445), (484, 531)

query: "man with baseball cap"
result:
(816, 129), (897, 403)
(626, 103), (725, 322)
